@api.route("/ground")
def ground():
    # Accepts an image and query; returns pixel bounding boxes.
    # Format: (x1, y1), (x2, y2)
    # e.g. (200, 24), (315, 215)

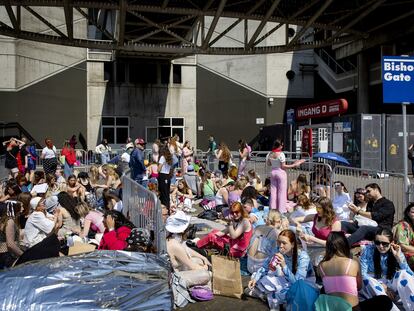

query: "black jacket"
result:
(367, 197), (395, 229)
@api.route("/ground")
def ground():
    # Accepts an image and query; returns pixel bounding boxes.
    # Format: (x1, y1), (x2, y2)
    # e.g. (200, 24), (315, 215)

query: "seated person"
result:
(56, 192), (81, 238)
(246, 230), (312, 310)
(23, 197), (61, 248)
(332, 181), (351, 221)
(317, 231), (392, 310)
(360, 228), (414, 311)
(76, 202), (105, 239)
(195, 202), (252, 258)
(66, 174), (86, 200)
(289, 194), (316, 235)
(98, 210), (135, 250)
(247, 210), (287, 274)
(166, 211), (211, 287)
(342, 183), (394, 246)
(394, 203), (414, 270)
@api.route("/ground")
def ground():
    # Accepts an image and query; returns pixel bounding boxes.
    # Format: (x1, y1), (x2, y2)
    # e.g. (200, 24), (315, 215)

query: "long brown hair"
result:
(278, 229), (298, 274)
(160, 145), (173, 165)
(317, 197), (336, 227)
(219, 143), (231, 162)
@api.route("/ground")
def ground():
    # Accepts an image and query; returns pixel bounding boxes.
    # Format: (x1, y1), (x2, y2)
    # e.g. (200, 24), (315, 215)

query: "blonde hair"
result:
(90, 165), (100, 183)
(76, 202), (91, 218)
(235, 178), (248, 190)
(267, 210), (282, 226)
(104, 165), (119, 180)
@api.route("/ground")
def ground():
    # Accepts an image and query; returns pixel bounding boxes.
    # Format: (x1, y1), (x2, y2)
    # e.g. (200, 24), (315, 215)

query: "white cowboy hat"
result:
(165, 211), (191, 233)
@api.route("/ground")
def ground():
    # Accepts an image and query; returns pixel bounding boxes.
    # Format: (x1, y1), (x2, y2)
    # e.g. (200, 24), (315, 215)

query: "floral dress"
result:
(394, 220), (414, 269)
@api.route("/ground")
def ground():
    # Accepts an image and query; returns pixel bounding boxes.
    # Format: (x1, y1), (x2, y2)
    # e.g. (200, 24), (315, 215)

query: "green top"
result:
(203, 179), (215, 197)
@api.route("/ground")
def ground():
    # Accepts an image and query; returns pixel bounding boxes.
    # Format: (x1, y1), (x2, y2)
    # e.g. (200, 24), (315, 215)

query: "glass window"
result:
(161, 63), (170, 84)
(172, 128), (183, 141)
(158, 127), (171, 140)
(158, 118), (171, 126)
(116, 127), (129, 144)
(102, 117), (115, 126)
(102, 128), (115, 144)
(172, 118), (184, 126)
(173, 64), (182, 84)
(116, 117), (129, 126)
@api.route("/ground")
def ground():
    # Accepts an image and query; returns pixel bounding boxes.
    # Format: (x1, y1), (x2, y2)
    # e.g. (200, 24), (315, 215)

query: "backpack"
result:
(197, 209), (218, 221)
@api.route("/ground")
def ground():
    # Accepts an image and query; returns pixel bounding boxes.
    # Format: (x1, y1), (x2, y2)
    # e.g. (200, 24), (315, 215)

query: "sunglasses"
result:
(374, 240), (390, 247)
(231, 210), (241, 215)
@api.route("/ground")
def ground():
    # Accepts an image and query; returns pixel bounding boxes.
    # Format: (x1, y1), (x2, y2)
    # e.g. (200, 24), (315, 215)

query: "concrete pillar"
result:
(87, 61), (107, 150)
(357, 52), (369, 113)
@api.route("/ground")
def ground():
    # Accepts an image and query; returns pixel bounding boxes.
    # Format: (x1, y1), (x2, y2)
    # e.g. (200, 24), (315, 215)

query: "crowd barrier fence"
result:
(121, 174), (166, 255)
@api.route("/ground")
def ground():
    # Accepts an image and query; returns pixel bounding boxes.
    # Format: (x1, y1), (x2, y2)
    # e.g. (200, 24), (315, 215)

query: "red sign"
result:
(296, 99), (348, 120)
(301, 128), (313, 157)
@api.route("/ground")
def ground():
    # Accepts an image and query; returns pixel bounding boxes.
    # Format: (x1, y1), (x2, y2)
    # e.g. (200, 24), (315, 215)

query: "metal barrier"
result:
(121, 174), (166, 255)
(332, 165), (410, 222)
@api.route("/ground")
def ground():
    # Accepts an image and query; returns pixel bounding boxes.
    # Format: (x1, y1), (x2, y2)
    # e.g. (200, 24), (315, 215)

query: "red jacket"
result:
(61, 147), (77, 165)
(98, 226), (132, 250)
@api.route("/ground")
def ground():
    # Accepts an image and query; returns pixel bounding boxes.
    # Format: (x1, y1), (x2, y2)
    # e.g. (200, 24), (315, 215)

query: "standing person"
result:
(216, 143), (232, 177)
(317, 232), (392, 310)
(238, 140), (249, 177)
(41, 138), (58, 175)
(69, 135), (77, 149)
(183, 165), (201, 198)
(3, 137), (24, 178)
(95, 139), (111, 164)
(266, 140), (305, 213)
(61, 140), (77, 179)
(25, 141), (38, 182)
(152, 139), (161, 163)
(158, 145), (173, 212)
(129, 138), (147, 187)
(342, 183), (395, 246)
(181, 140), (194, 174)
(206, 135), (217, 172)
(17, 137), (29, 176)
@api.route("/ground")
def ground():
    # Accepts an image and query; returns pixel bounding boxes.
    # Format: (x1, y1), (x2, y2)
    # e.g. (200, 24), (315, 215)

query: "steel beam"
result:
(246, 0), (281, 50)
(23, 5), (66, 37)
(201, 0), (226, 49)
(5, 0), (19, 31)
(63, 0), (73, 39)
(117, 0), (126, 46)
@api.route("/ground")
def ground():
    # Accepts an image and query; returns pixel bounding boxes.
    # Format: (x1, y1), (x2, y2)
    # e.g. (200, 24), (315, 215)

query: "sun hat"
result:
(30, 197), (42, 211)
(165, 211), (191, 233)
(45, 195), (59, 213)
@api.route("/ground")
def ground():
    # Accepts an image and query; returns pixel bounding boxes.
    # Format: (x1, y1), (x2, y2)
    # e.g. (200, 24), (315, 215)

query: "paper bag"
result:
(211, 255), (243, 299)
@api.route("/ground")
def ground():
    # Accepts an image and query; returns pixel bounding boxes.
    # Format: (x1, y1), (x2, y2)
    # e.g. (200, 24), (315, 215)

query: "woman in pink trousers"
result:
(267, 140), (305, 213)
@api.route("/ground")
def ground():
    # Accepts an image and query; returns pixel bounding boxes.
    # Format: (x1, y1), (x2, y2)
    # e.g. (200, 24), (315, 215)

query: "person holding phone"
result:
(359, 228), (414, 311)
(246, 229), (311, 310)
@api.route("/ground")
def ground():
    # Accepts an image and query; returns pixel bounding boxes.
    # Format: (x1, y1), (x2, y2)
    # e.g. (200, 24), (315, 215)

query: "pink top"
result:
(312, 214), (335, 240)
(85, 210), (105, 233)
(320, 259), (358, 296)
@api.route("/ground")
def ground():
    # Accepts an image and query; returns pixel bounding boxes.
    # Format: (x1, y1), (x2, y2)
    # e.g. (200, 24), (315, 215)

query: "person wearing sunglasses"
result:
(195, 202), (252, 258)
(360, 228), (414, 310)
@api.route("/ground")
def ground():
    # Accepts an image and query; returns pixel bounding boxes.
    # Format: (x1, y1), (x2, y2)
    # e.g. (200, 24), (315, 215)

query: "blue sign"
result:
(286, 109), (295, 124)
(382, 56), (414, 103)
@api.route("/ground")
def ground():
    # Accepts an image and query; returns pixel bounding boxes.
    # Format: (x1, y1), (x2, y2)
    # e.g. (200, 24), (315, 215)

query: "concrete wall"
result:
(196, 66), (267, 150)
(0, 63), (87, 147)
(86, 57), (197, 150)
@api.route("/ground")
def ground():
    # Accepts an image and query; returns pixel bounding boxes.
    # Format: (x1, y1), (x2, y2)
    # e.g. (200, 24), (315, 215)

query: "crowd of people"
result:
(2, 134), (414, 310)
